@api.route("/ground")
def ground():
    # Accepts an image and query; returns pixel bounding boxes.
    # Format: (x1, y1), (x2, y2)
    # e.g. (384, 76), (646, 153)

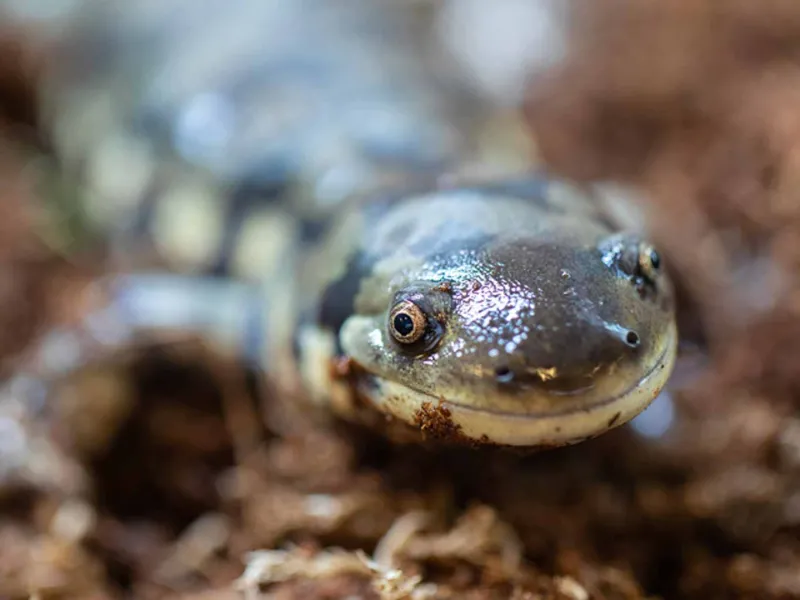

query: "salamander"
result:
(28, 0), (677, 447)
(266, 177), (677, 447)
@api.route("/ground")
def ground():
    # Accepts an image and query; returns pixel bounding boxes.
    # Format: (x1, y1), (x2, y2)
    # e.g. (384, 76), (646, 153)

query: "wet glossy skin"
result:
(290, 177), (677, 447)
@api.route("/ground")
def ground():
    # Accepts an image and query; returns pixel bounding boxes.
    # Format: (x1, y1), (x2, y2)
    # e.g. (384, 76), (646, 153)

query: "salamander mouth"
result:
(357, 321), (678, 447)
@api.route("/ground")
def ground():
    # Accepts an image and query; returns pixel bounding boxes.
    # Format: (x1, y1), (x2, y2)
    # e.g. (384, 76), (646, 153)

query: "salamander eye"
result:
(389, 300), (427, 344)
(638, 243), (661, 282)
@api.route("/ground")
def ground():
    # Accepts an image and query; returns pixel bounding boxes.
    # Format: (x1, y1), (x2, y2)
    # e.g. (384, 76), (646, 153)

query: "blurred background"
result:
(0, 1), (799, 598)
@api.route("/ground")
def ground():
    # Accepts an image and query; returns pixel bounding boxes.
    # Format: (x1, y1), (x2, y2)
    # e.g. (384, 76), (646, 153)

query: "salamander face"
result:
(323, 184), (677, 447)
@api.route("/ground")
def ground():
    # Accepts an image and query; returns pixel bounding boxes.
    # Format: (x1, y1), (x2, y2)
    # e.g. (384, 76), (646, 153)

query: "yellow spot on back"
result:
(151, 180), (225, 271)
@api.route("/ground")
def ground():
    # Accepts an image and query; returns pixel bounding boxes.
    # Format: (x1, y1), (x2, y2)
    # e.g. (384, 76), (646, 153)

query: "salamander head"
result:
(335, 197), (676, 447)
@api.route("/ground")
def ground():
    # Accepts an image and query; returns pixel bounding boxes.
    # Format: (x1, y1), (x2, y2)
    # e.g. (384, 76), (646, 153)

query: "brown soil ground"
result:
(3, 2), (800, 598)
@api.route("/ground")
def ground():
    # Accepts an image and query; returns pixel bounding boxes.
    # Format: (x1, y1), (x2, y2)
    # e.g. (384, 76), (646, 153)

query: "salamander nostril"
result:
(625, 330), (641, 348)
(494, 365), (514, 383)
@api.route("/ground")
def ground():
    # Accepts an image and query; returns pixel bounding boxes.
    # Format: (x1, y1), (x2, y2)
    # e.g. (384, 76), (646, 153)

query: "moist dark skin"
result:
(303, 177), (677, 446)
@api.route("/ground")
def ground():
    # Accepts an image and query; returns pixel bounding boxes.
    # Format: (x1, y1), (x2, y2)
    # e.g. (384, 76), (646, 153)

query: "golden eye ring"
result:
(389, 300), (427, 344)
(638, 243), (661, 282)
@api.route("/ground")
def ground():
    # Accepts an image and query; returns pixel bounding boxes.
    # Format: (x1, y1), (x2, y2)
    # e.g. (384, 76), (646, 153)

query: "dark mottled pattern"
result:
(297, 216), (334, 247)
(46, 0), (476, 281)
(318, 250), (379, 350)
(209, 183), (286, 276)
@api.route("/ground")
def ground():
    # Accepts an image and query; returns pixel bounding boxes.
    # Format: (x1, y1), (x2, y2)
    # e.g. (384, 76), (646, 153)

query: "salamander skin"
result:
(268, 176), (676, 447)
(33, 1), (677, 448)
